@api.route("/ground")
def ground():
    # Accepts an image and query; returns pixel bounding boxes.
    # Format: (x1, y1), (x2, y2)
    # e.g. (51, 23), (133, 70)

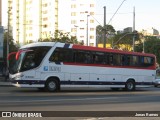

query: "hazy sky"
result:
(95, 0), (160, 31)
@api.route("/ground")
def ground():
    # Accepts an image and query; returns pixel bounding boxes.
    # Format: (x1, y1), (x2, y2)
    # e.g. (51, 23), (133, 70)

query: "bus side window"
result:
(109, 54), (113, 65)
(121, 55), (126, 66)
(141, 56), (154, 67)
(49, 50), (58, 62)
(49, 48), (63, 62)
(125, 56), (130, 66)
(104, 54), (109, 65)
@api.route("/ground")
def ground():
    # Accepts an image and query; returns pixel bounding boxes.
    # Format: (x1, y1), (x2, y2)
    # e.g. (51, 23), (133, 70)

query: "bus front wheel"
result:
(45, 79), (59, 92)
(125, 80), (135, 91)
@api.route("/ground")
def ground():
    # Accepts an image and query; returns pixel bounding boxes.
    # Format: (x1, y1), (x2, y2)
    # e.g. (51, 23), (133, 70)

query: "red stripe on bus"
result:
(63, 62), (156, 70)
(72, 45), (155, 57)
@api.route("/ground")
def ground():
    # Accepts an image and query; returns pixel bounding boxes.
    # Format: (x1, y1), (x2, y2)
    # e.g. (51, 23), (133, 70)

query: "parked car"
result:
(154, 78), (160, 87)
(154, 68), (160, 87)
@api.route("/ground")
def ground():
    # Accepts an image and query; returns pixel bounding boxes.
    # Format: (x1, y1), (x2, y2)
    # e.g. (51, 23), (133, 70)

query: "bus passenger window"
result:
(104, 54), (110, 65)
(121, 55), (126, 66)
(49, 51), (59, 62)
(85, 53), (93, 64)
(109, 55), (113, 65)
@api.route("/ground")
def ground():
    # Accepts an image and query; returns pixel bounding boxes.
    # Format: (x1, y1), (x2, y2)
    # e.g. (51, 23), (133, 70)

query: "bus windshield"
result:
(9, 46), (51, 74)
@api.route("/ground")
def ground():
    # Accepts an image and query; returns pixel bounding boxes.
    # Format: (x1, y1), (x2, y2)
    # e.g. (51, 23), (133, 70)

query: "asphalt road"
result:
(0, 86), (160, 119)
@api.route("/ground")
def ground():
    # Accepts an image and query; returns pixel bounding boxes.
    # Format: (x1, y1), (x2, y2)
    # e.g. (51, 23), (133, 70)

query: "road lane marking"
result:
(0, 97), (119, 103)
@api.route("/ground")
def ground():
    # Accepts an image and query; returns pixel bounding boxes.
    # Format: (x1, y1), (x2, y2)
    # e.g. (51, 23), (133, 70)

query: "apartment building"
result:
(7, 0), (95, 46)
(8, 0), (58, 45)
(59, 0), (96, 46)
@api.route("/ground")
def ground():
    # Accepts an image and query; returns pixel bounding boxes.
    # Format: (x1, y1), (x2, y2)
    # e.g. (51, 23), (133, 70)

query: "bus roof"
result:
(72, 44), (156, 57)
(20, 42), (56, 49)
(20, 42), (155, 57)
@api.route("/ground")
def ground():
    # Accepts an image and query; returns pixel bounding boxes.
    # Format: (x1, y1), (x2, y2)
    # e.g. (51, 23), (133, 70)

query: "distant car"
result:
(154, 78), (160, 87)
(154, 68), (160, 87)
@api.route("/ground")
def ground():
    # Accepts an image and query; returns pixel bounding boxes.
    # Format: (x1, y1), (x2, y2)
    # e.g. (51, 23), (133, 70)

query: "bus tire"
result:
(45, 78), (59, 92)
(125, 80), (135, 91)
(154, 85), (158, 87)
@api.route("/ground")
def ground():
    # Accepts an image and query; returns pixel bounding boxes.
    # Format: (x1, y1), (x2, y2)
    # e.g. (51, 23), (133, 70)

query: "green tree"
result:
(110, 31), (142, 51)
(96, 25), (116, 43)
(3, 32), (19, 61)
(39, 30), (83, 45)
(135, 36), (160, 64)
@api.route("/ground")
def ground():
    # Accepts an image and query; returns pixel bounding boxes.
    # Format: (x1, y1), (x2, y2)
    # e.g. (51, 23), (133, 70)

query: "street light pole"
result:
(7, 6), (11, 69)
(103, 6), (106, 48)
(132, 7), (135, 52)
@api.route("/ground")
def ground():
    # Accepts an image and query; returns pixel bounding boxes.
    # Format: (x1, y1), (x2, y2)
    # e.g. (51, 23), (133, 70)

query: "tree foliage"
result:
(3, 32), (19, 61)
(96, 25), (116, 43)
(38, 30), (84, 45)
(135, 36), (160, 64)
(109, 31), (142, 51)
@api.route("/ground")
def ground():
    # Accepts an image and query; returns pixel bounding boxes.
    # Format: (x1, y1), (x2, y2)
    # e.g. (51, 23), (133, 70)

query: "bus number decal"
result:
(49, 66), (61, 72)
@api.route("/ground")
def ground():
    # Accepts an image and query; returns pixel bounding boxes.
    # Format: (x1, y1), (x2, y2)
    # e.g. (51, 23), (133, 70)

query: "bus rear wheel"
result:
(45, 79), (59, 92)
(125, 80), (135, 91)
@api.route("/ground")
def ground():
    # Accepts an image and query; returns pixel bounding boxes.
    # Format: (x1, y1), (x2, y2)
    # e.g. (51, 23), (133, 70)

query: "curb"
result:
(0, 81), (12, 86)
(0, 77), (12, 86)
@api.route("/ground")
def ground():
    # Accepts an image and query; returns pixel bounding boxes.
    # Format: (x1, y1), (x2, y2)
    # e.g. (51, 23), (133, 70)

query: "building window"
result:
(71, 20), (77, 24)
(71, 4), (76, 8)
(29, 20), (32, 24)
(42, 3), (48, 7)
(80, 4), (84, 6)
(42, 10), (47, 14)
(29, 33), (32, 37)
(80, 36), (84, 38)
(90, 12), (94, 15)
(90, 28), (94, 31)
(80, 12), (84, 14)
(71, 12), (76, 16)
(90, 4), (94, 7)
(43, 17), (48, 21)
(71, 28), (77, 32)
(89, 43), (94, 46)
(90, 20), (94, 23)
(90, 36), (94, 39)
(80, 20), (84, 22)
(43, 24), (48, 28)
(80, 28), (84, 30)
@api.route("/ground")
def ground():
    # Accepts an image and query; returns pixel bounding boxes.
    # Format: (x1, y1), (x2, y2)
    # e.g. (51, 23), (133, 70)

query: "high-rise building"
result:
(8, 0), (95, 46)
(59, 0), (96, 46)
(9, 0), (58, 45)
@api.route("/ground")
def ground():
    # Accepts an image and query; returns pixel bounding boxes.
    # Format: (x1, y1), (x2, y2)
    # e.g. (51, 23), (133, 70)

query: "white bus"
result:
(8, 42), (156, 92)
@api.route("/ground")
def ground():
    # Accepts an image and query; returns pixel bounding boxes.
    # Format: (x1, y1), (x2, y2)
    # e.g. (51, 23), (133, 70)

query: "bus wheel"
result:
(125, 80), (135, 91)
(45, 79), (58, 92)
(154, 85), (158, 87)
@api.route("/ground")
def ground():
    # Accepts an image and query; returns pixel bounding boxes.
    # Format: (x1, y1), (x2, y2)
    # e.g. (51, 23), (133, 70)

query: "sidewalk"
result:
(0, 76), (12, 86)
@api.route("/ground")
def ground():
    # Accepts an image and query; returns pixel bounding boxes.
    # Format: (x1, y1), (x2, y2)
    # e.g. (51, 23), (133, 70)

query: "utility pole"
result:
(103, 6), (106, 48)
(132, 6), (135, 52)
(7, 5), (11, 69)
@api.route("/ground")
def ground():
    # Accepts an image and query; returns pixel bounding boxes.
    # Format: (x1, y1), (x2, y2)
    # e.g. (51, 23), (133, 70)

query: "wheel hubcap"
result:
(48, 81), (56, 90)
(127, 82), (133, 90)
